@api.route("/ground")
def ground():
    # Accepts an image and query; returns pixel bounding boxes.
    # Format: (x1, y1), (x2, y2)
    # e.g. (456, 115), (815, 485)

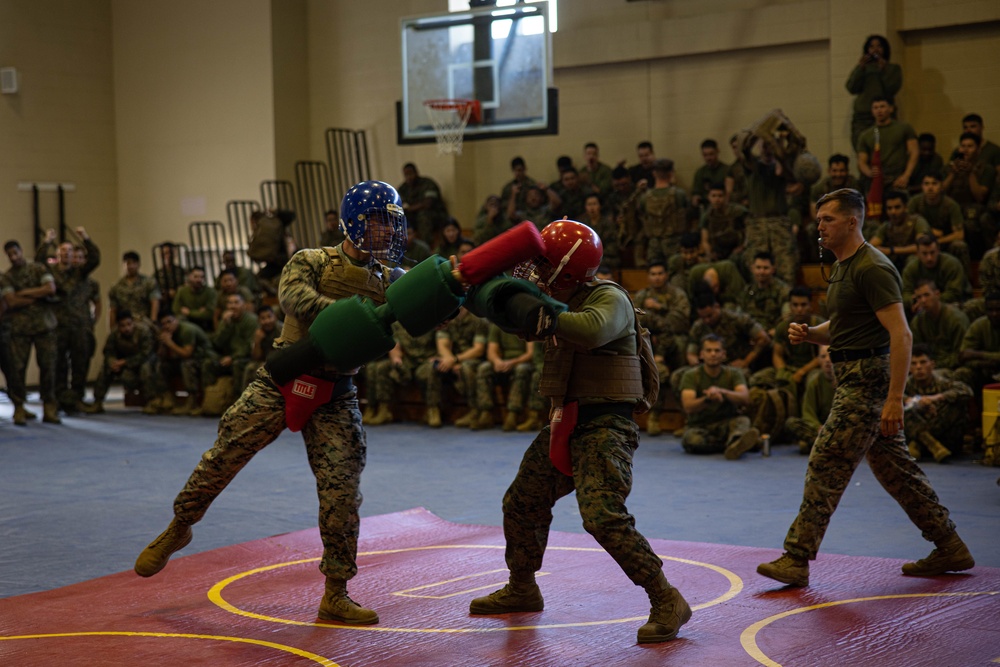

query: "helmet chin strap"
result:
(543, 238), (583, 288)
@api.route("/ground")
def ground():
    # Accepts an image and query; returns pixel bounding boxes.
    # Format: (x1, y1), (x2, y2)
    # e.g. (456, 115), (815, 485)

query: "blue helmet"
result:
(340, 180), (407, 264)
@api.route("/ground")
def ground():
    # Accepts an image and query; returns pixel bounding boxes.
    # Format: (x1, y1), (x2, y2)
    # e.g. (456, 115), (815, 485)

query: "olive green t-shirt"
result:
(680, 365), (747, 427)
(827, 243), (901, 351)
(856, 120), (917, 182)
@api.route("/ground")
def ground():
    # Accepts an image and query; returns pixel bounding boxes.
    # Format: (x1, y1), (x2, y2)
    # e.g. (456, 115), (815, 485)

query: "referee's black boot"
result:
(637, 572), (692, 644)
(902, 532), (974, 576)
(469, 572), (543, 614)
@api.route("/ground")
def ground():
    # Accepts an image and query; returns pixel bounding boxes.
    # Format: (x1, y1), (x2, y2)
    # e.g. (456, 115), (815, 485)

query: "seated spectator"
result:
(199, 292), (258, 415)
(681, 288), (770, 383)
(870, 190), (933, 272)
(435, 218), (469, 259)
(738, 251), (790, 336)
(549, 167), (589, 221)
(364, 322), (439, 427)
(909, 279), (969, 370)
(400, 225), (432, 270)
(782, 344), (835, 455)
(499, 156), (538, 214)
(638, 158), (690, 264)
(579, 142), (613, 200)
(688, 260), (746, 309)
(700, 182), (747, 262)
(436, 307), (488, 427)
(319, 209), (345, 247)
(582, 194), (621, 269)
(172, 266), (217, 333)
(944, 131), (997, 258)
(242, 304), (283, 391)
(145, 311), (212, 415)
(965, 230), (1000, 320)
(691, 139), (730, 210)
(725, 134), (749, 207)
(154, 242), (186, 302)
(668, 232), (708, 294)
(954, 292), (1000, 396)
(218, 249), (260, 296)
(679, 334), (758, 458)
(908, 133), (944, 195)
(752, 286), (823, 391)
(908, 172), (971, 273)
(904, 344), (973, 462)
(473, 194), (510, 245)
(627, 140), (656, 188)
(901, 235), (972, 310)
(213, 269), (256, 330)
(508, 185), (553, 230)
(809, 154), (859, 221)
(949, 113), (1000, 171)
(472, 325), (536, 431)
(84, 310), (156, 414)
(399, 162), (449, 246)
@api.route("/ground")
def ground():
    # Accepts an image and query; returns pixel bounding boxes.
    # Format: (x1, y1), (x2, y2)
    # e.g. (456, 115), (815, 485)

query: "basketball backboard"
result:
(397, 1), (557, 146)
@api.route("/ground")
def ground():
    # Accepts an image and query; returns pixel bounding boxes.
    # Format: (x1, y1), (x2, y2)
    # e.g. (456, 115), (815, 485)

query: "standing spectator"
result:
(579, 142), (613, 200)
(109, 250), (161, 330)
(609, 166), (646, 265)
(84, 310), (156, 413)
(691, 139), (730, 210)
(154, 242), (186, 302)
(1, 240), (59, 424)
(638, 159), (690, 264)
(249, 209), (297, 297)
(845, 35), (902, 148)
(172, 266), (217, 333)
(856, 97), (918, 194)
(399, 162), (448, 246)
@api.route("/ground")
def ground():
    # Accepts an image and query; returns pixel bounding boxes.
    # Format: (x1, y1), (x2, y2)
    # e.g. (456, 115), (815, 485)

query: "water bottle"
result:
(762, 433), (771, 457)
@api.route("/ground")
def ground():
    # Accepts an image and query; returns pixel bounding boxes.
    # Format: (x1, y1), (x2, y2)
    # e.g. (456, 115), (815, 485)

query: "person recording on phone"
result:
(846, 35), (902, 148)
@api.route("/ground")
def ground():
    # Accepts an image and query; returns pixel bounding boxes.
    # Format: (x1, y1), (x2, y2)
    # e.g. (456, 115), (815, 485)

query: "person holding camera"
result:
(846, 35), (903, 148)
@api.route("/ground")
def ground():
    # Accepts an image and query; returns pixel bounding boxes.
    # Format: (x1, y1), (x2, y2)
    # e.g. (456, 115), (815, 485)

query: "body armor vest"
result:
(539, 283), (644, 404)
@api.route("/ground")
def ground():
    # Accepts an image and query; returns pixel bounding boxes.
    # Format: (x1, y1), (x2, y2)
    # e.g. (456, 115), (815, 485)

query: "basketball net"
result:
(424, 99), (479, 156)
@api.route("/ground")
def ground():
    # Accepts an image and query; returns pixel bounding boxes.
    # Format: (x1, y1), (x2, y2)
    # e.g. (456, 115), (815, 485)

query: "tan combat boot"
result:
(757, 552), (810, 587)
(907, 440), (922, 460)
(23, 406), (38, 420)
(471, 410), (495, 431)
(12, 403), (28, 426)
(134, 517), (193, 577)
(725, 428), (760, 460)
(172, 395), (197, 416)
(426, 406), (442, 428)
(919, 432), (952, 463)
(362, 405), (376, 423)
(516, 410), (543, 432)
(42, 403), (62, 424)
(902, 532), (975, 576)
(318, 578), (379, 625)
(367, 404), (393, 426)
(141, 395), (162, 415)
(454, 409), (479, 428)
(637, 572), (692, 644)
(503, 411), (520, 432)
(469, 573), (544, 615)
(83, 401), (105, 414)
(646, 412), (662, 436)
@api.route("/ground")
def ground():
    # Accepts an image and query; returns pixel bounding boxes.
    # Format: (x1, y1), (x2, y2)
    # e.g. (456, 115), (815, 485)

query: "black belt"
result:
(828, 346), (890, 363)
(577, 402), (635, 424)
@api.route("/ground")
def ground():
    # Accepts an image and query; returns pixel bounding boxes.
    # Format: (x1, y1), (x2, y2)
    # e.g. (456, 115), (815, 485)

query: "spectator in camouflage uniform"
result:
(908, 172), (971, 273)
(35, 227), (101, 412)
(582, 194), (621, 269)
(870, 190), (933, 272)
(400, 225), (433, 270)
(364, 321), (439, 427)
(963, 232), (1000, 320)
(757, 188), (972, 588)
(699, 182), (747, 262)
(579, 142), (614, 200)
(199, 292), (258, 415)
(1, 240), (60, 425)
(75, 246), (101, 376)
(109, 250), (161, 330)
(154, 242), (186, 303)
(752, 286), (823, 391)
(318, 211), (345, 249)
(954, 292), (1000, 397)
(549, 167), (590, 221)
(218, 249), (261, 298)
(135, 180), (407, 627)
(637, 159), (690, 264)
(901, 235), (972, 310)
(782, 344), (835, 454)
(473, 194), (511, 245)
(172, 266), (217, 333)
(608, 166), (646, 267)
(909, 280), (969, 370)
(242, 305), (282, 391)
(668, 233), (708, 295)
(908, 134), (945, 196)
(903, 345), (973, 463)
(690, 139), (730, 210)
(738, 251), (790, 336)
(470, 220), (691, 644)
(499, 156), (538, 215)
(685, 289), (770, 370)
(399, 163), (449, 246)
(943, 132), (997, 258)
(632, 262), (690, 435)
(507, 185), (552, 230)
(436, 307), (488, 427)
(147, 311), (212, 415)
(473, 324), (536, 431)
(679, 334), (758, 458)
(84, 309), (156, 413)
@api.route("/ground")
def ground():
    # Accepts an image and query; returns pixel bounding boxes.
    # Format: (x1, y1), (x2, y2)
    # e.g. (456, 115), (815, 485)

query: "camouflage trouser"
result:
(644, 234), (683, 266)
(0, 321), (11, 387)
(475, 360), (533, 413)
(7, 329), (58, 404)
(456, 359), (480, 407)
(92, 359), (156, 402)
(152, 357), (202, 395)
(904, 404), (968, 452)
(681, 416), (751, 454)
(783, 355), (956, 561)
(415, 359), (443, 407)
(501, 414), (664, 588)
(241, 360), (265, 392)
(173, 367), (366, 580)
(368, 358), (435, 406)
(744, 216), (797, 284)
(55, 324), (91, 404)
(202, 355), (250, 390)
(783, 417), (820, 446)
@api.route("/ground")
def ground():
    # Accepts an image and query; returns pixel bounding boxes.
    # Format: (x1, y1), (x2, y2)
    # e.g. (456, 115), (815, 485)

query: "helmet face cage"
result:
(340, 181), (408, 264)
(521, 220), (603, 292)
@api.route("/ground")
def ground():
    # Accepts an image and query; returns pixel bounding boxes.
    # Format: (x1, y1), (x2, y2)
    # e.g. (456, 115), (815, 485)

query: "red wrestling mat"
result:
(1, 508), (996, 667)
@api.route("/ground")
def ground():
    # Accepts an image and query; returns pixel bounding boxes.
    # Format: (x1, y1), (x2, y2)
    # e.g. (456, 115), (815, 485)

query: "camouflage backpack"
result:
(749, 385), (798, 438)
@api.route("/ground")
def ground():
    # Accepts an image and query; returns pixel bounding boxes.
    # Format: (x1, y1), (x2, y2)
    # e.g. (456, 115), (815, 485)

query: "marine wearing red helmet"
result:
(514, 219), (603, 293)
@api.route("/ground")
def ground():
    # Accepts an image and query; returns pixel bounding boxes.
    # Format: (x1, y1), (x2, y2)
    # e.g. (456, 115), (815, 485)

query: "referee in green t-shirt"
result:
(757, 188), (974, 587)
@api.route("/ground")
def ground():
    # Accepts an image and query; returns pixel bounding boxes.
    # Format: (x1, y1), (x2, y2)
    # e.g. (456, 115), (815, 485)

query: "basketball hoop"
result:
(423, 99), (481, 156)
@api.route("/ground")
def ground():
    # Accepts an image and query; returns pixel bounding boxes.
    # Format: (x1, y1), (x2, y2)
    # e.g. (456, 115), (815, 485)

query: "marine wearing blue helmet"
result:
(340, 180), (408, 265)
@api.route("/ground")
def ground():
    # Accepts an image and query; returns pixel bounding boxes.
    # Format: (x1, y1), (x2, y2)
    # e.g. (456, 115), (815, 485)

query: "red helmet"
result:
(514, 220), (603, 292)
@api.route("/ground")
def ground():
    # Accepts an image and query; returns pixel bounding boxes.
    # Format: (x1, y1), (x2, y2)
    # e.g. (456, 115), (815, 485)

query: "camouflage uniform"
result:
(638, 186), (691, 264)
(781, 244), (956, 562)
(783, 369), (833, 446)
(738, 278), (790, 333)
(961, 246), (1000, 321)
(633, 283), (690, 372)
(751, 313), (824, 389)
(583, 215), (622, 269)
(500, 284), (664, 589)
(907, 194), (971, 273)
(436, 310), (489, 408)
(109, 273), (161, 329)
(0, 261), (58, 407)
(36, 238), (101, 406)
(203, 311), (258, 388)
(475, 326), (534, 414)
(686, 308), (765, 364)
(953, 315), (1000, 391)
(679, 364), (751, 454)
(904, 371), (973, 453)
(872, 214), (933, 272)
(742, 158), (797, 283)
(700, 203), (748, 261)
(154, 264), (186, 301)
(910, 304), (969, 370)
(370, 322), (439, 407)
(171, 245), (392, 581)
(667, 252), (707, 295)
(687, 261), (746, 307)
(92, 324), (157, 402)
(242, 320), (284, 391)
(151, 320), (212, 396)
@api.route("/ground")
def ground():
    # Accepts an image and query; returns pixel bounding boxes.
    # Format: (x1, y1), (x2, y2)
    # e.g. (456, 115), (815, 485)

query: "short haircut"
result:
(556, 155), (573, 170)
(962, 113), (984, 125)
(584, 192), (601, 203)
(4, 240), (20, 252)
(828, 153), (850, 168)
(790, 285), (811, 300)
(693, 287), (718, 310)
(584, 142), (598, 151)
(257, 305), (274, 316)
(324, 209), (338, 218)
(708, 181), (726, 192)
(914, 279), (939, 293)
(701, 333), (725, 349)
(218, 268), (238, 279)
(680, 232), (701, 249)
(753, 251), (775, 264)
(911, 343), (934, 360)
(816, 188), (865, 220)
(862, 34), (891, 61)
(884, 189), (909, 205)
(189, 265), (206, 275)
(653, 158), (674, 175)
(117, 309), (134, 321)
(871, 95), (894, 106)
(637, 141), (653, 151)
(122, 251), (140, 263)
(611, 165), (629, 179)
(159, 310), (175, 322)
(924, 170), (944, 182)
(700, 139), (718, 151)
(915, 234), (938, 247)
(959, 131), (982, 146)
(561, 165), (579, 176)
(918, 133), (936, 144)
(511, 156), (525, 169)
(646, 261), (667, 273)
(403, 162), (417, 171)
